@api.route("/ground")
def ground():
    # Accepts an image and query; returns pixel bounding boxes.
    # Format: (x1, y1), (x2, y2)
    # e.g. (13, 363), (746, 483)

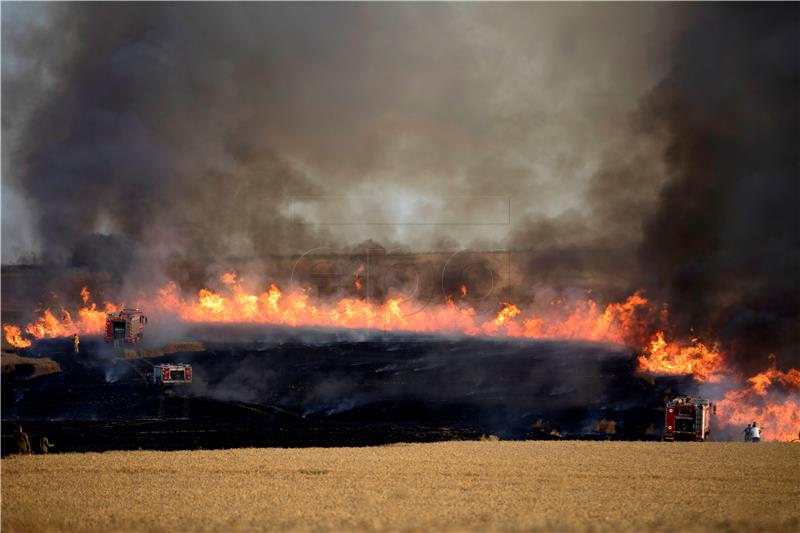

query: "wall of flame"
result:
(3, 274), (798, 441)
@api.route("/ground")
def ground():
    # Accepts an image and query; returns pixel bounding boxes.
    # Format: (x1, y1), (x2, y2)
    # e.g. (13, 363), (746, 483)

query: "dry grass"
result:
(1, 352), (60, 377)
(3, 442), (799, 532)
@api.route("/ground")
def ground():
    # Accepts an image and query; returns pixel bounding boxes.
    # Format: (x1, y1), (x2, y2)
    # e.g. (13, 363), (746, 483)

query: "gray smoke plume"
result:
(2, 3), (678, 263)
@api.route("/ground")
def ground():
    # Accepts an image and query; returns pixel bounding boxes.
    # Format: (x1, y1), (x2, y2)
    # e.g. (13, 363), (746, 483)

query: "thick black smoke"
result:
(631, 4), (800, 372)
(3, 3), (331, 265)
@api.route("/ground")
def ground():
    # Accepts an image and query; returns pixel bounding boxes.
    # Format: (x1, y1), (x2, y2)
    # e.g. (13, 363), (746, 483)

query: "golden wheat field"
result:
(3, 441), (799, 532)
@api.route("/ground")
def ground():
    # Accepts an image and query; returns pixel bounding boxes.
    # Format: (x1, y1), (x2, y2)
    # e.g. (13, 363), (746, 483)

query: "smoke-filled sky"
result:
(3, 2), (687, 261)
(2, 2), (799, 370)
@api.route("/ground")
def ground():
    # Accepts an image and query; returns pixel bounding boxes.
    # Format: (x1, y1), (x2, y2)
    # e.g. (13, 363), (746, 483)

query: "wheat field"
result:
(3, 442), (799, 532)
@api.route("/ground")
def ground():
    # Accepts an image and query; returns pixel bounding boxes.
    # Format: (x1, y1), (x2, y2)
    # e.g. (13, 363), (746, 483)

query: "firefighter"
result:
(743, 423), (752, 442)
(15, 426), (31, 455)
(751, 421), (762, 442)
(73, 333), (80, 353)
(38, 436), (55, 454)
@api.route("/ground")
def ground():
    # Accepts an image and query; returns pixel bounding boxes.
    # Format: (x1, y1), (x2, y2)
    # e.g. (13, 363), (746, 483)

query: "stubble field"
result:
(3, 441), (799, 532)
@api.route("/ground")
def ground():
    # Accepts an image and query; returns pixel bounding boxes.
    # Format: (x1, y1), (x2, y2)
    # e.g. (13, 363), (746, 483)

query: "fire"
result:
(715, 358), (800, 442)
(5, 287), (117, 346)
(3, 325), (31, 348)
(5, 274), (798, 440)
(495, 302), (520, 325)
(512, 292), (655, 345)
(5, 281), (661, 345)
(354, 264), (364, 291)
(636, 331), (726, 382)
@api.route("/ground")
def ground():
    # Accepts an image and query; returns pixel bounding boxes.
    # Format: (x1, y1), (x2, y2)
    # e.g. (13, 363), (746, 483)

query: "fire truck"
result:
(664, 396), (715, 442)
(152, 363), (193, 385)
(105, 308), (148, 345)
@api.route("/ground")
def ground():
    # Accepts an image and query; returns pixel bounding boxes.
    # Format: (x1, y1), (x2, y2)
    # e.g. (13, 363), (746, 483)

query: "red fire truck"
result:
(104, 308), (148, 345)
(152, 363), (193, 385)
(664, 396), (715, 442)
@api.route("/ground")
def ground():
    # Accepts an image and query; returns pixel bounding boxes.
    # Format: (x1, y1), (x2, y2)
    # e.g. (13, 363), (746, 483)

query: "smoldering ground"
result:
(6, 326), (675, 441)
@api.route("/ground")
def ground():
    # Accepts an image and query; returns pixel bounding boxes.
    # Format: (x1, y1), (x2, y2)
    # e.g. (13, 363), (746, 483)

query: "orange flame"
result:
(14, 288), (118, 342)
(491, 302), (520, 329)
(715, 358), (800, 442)
(636, 331), (726, 382)
(6, 283), (660, 346)
(354, 264), (365, 291)
(5, 275), (798, 440)
(3, 325), (32, 348)
(460, 284), (467, 297)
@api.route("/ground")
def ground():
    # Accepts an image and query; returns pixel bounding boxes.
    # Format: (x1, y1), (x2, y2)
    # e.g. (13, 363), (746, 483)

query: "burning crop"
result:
(4, 272), (797, 441)
(4, 275), (659, 346)
(636, 332), (725, 383)
(5, 287), (117, 345)
(715, 357), (800, 442)
(3, 325), (31, 349)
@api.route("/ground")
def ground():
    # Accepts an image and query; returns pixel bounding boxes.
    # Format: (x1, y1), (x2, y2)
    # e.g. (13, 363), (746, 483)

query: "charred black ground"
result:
(2, 325), (689, 454)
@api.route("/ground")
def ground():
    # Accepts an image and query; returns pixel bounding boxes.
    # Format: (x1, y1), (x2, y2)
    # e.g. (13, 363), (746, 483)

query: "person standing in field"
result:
(743, 423), (752, 442)
(73, 333), (80, 354)
(750, 421), (762, 442)
(15, 426), (31, 455)
(38, 436), (55, 454)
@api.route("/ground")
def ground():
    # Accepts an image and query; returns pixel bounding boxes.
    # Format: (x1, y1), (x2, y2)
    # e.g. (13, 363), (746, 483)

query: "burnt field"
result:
(2, 325), (688, 454)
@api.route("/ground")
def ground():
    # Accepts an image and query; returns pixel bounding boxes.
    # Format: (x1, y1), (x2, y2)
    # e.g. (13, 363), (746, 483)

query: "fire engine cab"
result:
(152, 363), (192, 385)
(664, 396), (715, 442)
(105, 308), (147, 345)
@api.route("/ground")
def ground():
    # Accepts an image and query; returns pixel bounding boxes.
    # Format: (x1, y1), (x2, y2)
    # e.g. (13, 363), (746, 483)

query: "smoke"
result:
(3, 4), (798, 374)
(179, 329), (658, 437)
(629, 4), (800, 372)
(3, 3), (677, 262)
(518, 3), (800, 373)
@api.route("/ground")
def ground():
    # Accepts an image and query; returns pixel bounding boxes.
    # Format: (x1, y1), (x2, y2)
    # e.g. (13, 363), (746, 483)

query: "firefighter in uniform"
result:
(73, 333), (80, 353)
(38, 436), (55, 454)
(15, 426), (31, 455)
